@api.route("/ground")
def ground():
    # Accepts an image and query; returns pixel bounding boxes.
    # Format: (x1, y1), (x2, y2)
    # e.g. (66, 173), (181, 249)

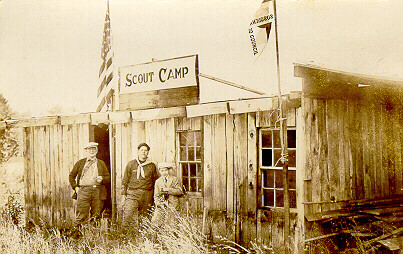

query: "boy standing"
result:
(151, 162), (183, 227)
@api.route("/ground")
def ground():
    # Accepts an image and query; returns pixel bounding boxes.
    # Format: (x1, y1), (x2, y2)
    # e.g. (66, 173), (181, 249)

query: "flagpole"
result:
(272, 0), (291, 253)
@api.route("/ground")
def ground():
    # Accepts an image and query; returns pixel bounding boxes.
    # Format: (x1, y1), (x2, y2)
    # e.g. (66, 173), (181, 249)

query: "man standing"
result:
(69, 142), (110, 228)
(121, 142), (158, 234)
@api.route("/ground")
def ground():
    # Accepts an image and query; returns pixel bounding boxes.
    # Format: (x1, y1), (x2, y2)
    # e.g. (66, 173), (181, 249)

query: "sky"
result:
(0, 0), (402, 117)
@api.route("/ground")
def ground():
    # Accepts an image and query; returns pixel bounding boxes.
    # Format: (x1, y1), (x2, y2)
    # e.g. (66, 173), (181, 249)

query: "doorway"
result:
(91, 123), (111, 218)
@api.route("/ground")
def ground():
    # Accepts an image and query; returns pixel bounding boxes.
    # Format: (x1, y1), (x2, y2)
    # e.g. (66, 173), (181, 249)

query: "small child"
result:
(151, 162), (183, 227)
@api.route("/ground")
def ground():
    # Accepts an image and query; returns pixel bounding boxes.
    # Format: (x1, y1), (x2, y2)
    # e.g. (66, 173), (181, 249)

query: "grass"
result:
(0, 157), (267, 253)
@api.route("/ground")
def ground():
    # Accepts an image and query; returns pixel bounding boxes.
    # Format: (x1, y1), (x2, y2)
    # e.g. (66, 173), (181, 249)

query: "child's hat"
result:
(158, 162), (172, 169)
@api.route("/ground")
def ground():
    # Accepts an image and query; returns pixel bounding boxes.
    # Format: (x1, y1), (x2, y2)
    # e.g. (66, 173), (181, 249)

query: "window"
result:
(259, 128), (297, 208)
(178, 130), (203, 192)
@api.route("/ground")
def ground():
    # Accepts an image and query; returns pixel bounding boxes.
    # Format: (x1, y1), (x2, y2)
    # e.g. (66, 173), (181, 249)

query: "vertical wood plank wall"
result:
(303, 96), (403, 237)
(22, 108), (303, 252)
(24, 121), (90, 228)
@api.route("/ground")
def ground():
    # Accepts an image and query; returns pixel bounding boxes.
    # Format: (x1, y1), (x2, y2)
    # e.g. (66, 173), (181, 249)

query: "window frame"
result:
(177, 130), (203, 196)
(258, 127), (297, 210)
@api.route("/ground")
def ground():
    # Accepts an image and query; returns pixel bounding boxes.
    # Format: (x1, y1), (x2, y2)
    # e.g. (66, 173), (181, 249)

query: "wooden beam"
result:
(61, 114), (90, 125)
(11, 116), (60, 128)
(109, 111), (131, 124)
(186, 102), (228, 117)
(229, 98), (275, 114)
(90, 112), (110, 125)
(131, 106), (186, 121)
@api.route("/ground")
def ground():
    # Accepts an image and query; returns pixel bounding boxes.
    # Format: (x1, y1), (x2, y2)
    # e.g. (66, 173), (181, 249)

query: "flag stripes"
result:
(96, 1), (114, 112)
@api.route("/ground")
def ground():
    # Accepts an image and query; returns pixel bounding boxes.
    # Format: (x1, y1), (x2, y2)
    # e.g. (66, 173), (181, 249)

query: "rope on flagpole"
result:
(272, 0), (291, 253)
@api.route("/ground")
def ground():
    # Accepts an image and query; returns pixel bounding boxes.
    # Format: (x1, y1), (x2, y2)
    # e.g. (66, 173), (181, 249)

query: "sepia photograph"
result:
(0, 0), (402, 253)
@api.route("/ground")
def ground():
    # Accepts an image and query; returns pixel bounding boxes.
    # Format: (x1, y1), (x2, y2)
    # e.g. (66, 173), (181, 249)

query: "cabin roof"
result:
(294, 63), (403, 100)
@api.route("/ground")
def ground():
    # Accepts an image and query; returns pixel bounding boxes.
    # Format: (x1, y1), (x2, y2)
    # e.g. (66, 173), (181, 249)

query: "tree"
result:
(0, 94), (18, 162)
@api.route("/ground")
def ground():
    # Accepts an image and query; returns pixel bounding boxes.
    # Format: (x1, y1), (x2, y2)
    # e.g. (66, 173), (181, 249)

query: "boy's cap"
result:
(137, 142), (150, 150)
(158, 162), (172, 169)
(84, 142), (98, 149)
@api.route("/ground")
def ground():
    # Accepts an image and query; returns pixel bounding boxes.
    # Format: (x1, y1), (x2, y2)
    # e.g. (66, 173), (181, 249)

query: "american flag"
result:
(96, 1), (114, 112)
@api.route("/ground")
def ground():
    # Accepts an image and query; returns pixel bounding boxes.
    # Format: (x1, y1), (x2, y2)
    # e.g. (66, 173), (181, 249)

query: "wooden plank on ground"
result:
(225, 113), (235, 241)
(132, 106), (186, 121)
(186, 102), (228, 117)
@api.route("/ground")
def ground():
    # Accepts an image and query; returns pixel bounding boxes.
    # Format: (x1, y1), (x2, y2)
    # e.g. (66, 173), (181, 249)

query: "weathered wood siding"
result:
(303, 96), (403, 228)
(23, 115), (91, 228)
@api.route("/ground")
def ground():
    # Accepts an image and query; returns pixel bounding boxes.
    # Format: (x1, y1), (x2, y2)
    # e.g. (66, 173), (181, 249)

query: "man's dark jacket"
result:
(69, 158), (111, 200)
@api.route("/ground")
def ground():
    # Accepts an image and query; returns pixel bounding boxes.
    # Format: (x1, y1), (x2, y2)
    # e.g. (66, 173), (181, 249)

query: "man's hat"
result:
(84, 142), (98, 149)
(137, 142), (150, 150)
(158, 162), (172, 169)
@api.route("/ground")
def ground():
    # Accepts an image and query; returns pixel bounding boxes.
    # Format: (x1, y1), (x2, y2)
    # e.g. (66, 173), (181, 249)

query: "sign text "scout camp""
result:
(119, 55), (198, 94)
(125, 67), (189, 87)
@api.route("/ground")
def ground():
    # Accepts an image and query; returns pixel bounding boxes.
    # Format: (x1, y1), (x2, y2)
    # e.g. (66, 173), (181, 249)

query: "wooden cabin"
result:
(2, 63), (402, 253)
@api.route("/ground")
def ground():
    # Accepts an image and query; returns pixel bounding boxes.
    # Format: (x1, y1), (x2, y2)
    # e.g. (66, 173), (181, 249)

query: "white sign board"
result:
(119, 55), (198, 94)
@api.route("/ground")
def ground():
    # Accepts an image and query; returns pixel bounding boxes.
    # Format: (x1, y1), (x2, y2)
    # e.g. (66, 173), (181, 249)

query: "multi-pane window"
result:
(260, 128), (297, 208)
(179, 130), (203, 192)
